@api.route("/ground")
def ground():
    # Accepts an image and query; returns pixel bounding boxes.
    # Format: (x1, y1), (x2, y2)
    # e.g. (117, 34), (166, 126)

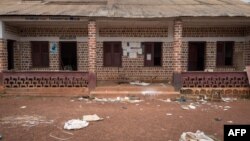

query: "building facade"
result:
(0, 0), (250, 93)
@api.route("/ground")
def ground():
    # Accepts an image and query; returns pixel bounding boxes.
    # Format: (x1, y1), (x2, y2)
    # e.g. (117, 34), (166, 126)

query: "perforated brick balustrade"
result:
(181, 72), (249, 88)
(2, 71), (89, 88)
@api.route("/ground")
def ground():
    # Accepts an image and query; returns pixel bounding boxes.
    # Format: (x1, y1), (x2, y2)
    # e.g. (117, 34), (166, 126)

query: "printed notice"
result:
(147, 54), (151, 60)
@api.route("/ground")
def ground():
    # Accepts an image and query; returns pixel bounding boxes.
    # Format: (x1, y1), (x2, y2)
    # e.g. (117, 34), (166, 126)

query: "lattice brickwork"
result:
(182, 72), (249, 88)
(99, 28), (168, 37)
(3, 72), (88, 88)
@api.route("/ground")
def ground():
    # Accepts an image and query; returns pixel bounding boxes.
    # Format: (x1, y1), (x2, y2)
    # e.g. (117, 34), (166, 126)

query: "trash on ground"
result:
(181, 105), (190, 110)
(122, 106), (127, 109)
(20, 106), (26, 109)
(188, 104), (196, 109)
(177, 96), (187, 103)
(179, 130), (214, 141)
(181, 104), (196, 110)
(82, 114), (103, 122)
(159, 98), (171, 103)
(106, 116), (110, 119)
(94, 97), (143, 103)
(0, 133), (2, 139)
(130, 81), (150, 86)
(227, 121), (233, 123)
(0, 115), (54, 127)
(221, 97), (237, 102)
(166, 113), (172, 116)
(49, 127), (73, 141)
(141, 90), (157, 96)
(224, 106), (231, 109)
(64, 119), (89, 130)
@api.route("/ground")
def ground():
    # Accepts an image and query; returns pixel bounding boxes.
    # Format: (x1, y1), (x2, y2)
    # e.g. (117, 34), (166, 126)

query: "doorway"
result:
(7, 40), (14, 70)
(188, 42), (206, 71)
(60, 42), (77, 71)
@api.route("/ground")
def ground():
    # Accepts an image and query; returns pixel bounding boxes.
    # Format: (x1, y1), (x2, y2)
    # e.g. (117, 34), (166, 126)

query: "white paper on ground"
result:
(179, 130), (214, 141)
(82, 114), (103, 122)
(64, 119), (89, 130)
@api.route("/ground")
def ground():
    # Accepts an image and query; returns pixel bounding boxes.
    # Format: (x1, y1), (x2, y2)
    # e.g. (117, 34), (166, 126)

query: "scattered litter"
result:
(20, 106), (26, 109)
(106, 116), (110, 119)
(130, 81), (150, 86)
(177, 96), (187, 103)
(188, 105), (196, 109)
(222, 97), (237, 102)
(82, 114), (103, 122)
(70, 100), (74, 102)
(0, 133), (2, 139)
(135, 104), (140, 106)
(94, 97), (143, 103)
(157, 105), (161, 107)
(181, 104), (196, 110)
(49, 127), (73, 141)
(179, 116), (183, 118)
(64, 119), (89, 130)
(227, 121), (233, 123)
(224, 106), (231, 109)
(166, 113), (172, 116)
(159, 98), (171, 103)
(0, 115), (53, 127)
(214, 117), (222, 121)
(180, 130), (214, 141)
(141, 91), (157, 96)
(181, 105), (190, 110)
(122, 106), (127, 109)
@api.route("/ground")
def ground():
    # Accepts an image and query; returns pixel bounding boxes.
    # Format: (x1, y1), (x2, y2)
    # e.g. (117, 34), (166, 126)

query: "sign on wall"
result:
(50, 42), (58, 54)
(122, 42), (142, 58)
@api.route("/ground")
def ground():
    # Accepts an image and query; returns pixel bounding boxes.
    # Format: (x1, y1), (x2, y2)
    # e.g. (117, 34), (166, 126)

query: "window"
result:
(103, 42), (122, 67)
(216, 41), (234, 67)
(143, 42), (162, 67)
(31, 41), (49, 67)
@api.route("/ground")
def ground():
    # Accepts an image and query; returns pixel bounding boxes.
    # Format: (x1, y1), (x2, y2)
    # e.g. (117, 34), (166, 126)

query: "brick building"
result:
(0, 0), (250, 94)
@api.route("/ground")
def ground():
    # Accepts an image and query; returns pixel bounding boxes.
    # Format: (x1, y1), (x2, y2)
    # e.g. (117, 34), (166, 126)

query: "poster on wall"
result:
(50, 42), (58, 54)
(147, 54), (151, 60)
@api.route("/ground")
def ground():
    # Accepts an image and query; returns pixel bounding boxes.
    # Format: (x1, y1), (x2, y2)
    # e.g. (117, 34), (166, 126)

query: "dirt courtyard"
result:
(0, 96), (250, 141)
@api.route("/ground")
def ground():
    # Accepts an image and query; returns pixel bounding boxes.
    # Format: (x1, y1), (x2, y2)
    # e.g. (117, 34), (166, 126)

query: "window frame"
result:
(103, 41), (122, 67)
(143, 42), (163, 67)
(216, 41), (234, 67)
(31, 41), (49, 68)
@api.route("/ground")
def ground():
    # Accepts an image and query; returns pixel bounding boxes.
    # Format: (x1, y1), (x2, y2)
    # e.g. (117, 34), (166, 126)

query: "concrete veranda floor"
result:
(0, 96), (250, 141)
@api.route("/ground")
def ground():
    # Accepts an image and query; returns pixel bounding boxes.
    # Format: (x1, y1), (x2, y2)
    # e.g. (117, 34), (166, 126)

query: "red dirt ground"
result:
(0, 96), (250, 141)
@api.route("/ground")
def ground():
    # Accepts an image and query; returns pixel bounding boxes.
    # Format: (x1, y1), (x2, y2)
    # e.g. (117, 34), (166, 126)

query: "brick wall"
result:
(0, 39), (7, 71)
(77, 42), (88, 71)
(245, 41), (250, 66)
(96, 42), (173, 82)
(14, 41), (89, 71)
(99, 27), (168, 37)
(181, 41), (245, 72)
(88, 21), (97, 73)
(173, 20), (182, 73)
(183, 27), (246, 37)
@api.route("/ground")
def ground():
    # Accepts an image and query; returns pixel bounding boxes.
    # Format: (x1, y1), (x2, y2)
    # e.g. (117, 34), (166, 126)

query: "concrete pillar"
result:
(88, 20), (97, 89)
(173, 19), (183, 73)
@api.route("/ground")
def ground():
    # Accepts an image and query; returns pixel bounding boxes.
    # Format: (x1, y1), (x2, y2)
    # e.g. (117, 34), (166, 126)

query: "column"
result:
(172, 19), (183, 90)
(88, 20), (97, 89)
(173, 19), (183, 73)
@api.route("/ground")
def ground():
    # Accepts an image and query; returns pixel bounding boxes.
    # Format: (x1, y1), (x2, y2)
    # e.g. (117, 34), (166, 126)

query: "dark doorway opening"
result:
(60, 42), (77, 71)
(188, 42), (206, 71)
(7, 40), (15, 70)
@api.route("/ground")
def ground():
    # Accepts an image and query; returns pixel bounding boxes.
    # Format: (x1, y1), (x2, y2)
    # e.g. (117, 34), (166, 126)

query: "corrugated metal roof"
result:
(0, 0), (250, 18)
